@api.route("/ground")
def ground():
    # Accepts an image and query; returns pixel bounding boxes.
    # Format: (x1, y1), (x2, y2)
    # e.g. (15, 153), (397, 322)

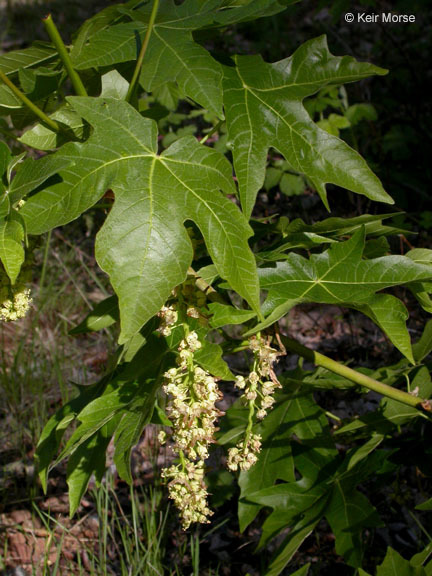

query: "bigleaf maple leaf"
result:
(258, 230), (432, 362)
(223, 36), (393, 218)
(19, 97), (260, 342)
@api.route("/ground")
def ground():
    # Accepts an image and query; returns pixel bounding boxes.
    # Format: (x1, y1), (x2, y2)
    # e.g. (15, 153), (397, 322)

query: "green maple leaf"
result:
(0, 45), (57, 76)
(70, 0), (291, 117)
(19, 97), (260, 342)
(0, 213), (25, 284)
(248, 446), (384, 573)
(258, 230), (432, 362)
(223, 35), (393, 218)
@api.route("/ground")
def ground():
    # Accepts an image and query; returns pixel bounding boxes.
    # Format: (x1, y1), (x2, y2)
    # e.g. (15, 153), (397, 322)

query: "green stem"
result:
(179, 449), (187, 470)
(42, 14), (88, 97)
(244, 397), (255, 445)
(199, 119), (225, 144)
(281, 335), (431, 413)
(0, 69), (61, 132)
(126, 0), (159, 103)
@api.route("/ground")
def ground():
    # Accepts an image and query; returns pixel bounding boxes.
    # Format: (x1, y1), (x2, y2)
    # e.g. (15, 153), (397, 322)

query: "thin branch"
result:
(187, 266), (227, 305)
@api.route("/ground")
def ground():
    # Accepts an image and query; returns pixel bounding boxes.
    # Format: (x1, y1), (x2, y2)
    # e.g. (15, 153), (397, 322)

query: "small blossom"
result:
(178, 348), (193, 369)
(261, 396), (275, 410)
(234, 375), (246, 389)
(156, 304), (178, 336)
(186, 331), (201, 351)
(227, 433), (262, 472)
(245, 388), (257, 401)
(262, 381), (276, 395)
(187, 306), (200, 318)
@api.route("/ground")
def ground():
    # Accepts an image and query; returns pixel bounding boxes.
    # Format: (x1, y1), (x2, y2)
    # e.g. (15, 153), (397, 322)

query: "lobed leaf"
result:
(194, 338), (234, 380)
(208, 302), (257, 328)
(113, 384), (157, 484)
(19, 106), (87, 151)
(61, 381), (142, 460)
(265, 497), (329, 576)
(67, 419), (119, 516)
(70, 0), (293, 117)
(19, 97), (259, 342)
(258, 230), (432, 360)
(9, 156), (74, 204)
(223, 36), (391, 217)
(36, 378), (109, 492)
(413, 319), (432, 364)
(326, 479), (382, 567)
(0, 142), (11, 177)
(72, 1), (224, 116)
(375, 547), (426, 576)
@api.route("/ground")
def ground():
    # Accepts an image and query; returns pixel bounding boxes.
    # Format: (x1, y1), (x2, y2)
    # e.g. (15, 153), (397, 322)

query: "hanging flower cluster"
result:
(227, 336), (281, 472)
(161, 459), (212, 529)
(248, 335), (281, 420)
(0, 263), (32, 322)
(161, 330), (223, 529)
(0, 285), (32, 321)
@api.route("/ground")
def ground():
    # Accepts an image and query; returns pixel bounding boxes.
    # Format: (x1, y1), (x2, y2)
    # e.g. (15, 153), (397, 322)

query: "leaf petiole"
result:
(200, 120), (225, 145)
(126, 0), (160, 103)
(0, 69), (61, 133)
(42, 14), (88, 97)
(282, 335), (431, 413)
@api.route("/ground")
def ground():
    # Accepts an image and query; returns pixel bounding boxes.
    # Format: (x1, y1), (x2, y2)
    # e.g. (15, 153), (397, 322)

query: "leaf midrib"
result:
(244, 72), (380, 93)
(24, 154), (152, 228)
(236, 68), (319, 173)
